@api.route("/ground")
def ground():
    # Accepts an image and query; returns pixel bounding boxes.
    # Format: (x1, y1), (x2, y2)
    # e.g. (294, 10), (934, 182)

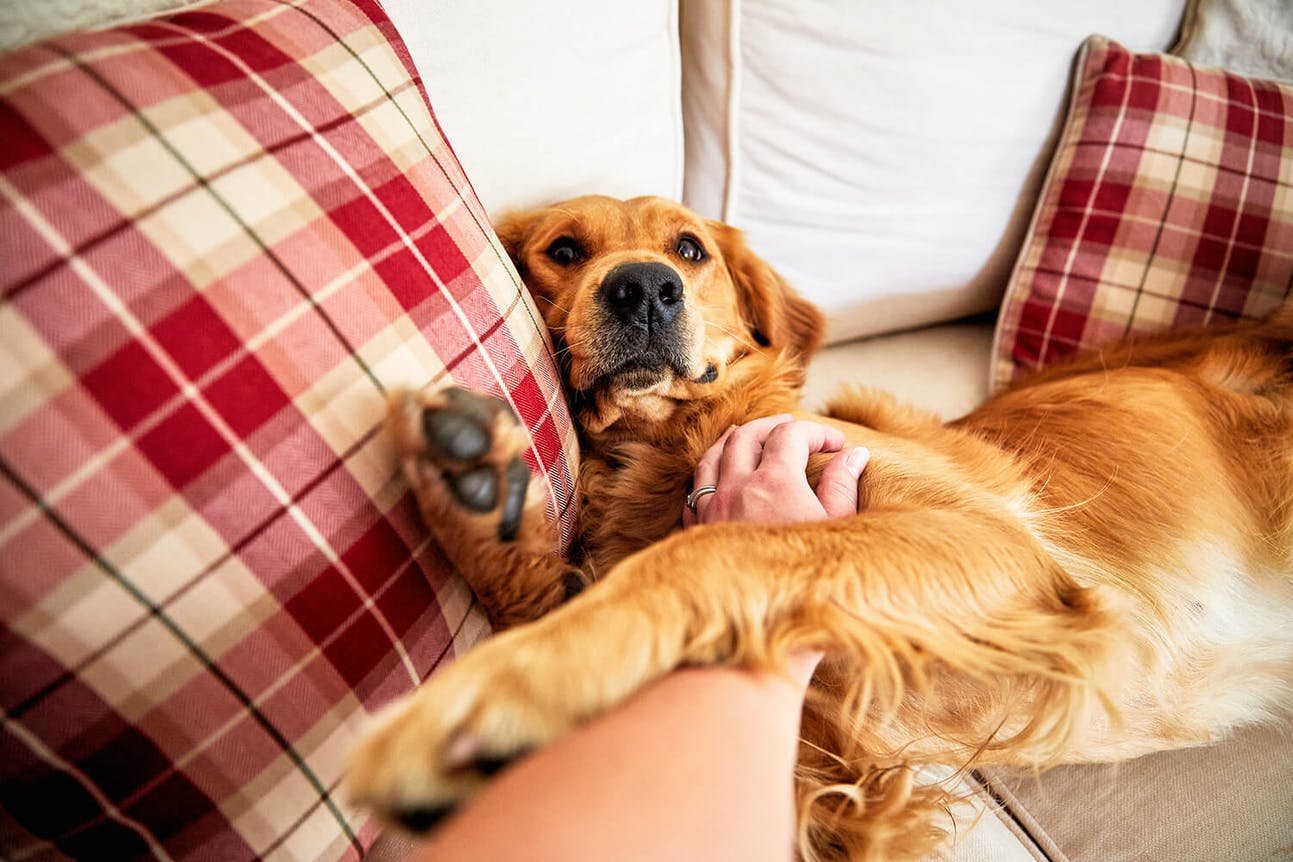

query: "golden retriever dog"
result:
(348, 195), (1293, 860)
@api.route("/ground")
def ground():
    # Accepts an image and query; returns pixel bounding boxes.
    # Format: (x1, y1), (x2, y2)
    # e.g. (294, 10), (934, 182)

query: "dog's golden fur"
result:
(349, 196), (1293, 860)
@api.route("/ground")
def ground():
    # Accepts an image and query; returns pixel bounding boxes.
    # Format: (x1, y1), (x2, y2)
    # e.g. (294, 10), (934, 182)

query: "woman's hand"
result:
(683, 414), (869, 528)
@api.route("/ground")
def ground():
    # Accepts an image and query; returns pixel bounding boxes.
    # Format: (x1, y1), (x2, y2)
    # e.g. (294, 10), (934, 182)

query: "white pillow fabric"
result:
(1174, 0), (1293, 81)
(384, 0), (684, 217)
(0, 0), (195, 50)
(681, 0), (1188, 343)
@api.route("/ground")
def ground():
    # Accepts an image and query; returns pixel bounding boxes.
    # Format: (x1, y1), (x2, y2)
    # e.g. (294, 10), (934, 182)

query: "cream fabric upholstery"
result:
(803, 318), (995, 420)
(986, 723), (1293, 861)
(680, 0), (1188, 344)
(382, 0), (684, 217)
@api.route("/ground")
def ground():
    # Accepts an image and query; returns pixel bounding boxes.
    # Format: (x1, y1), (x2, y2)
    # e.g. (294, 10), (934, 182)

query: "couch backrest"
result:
(382, 0), (685, 216)
(0, 0), (1192, 343)
(681, 0), (1190, 343)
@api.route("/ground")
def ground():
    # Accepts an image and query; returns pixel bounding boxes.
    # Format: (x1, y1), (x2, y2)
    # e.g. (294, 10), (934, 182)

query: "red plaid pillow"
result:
(0, 1), (577, 859)
(992, 36), (1293, 388)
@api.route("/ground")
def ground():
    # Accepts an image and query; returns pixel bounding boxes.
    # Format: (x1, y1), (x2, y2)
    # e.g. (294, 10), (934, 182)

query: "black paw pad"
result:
(423, 407), (490, 464)
(451, 465), (497, 512)
(392, 803), (455, 834)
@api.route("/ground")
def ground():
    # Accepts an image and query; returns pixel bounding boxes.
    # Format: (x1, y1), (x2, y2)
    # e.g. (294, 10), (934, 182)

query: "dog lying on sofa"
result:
(348, 195), (1293, 860)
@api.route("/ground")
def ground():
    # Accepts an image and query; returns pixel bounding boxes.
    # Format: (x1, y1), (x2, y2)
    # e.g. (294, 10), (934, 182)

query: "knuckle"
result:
(749, 414), (791, 435)
(726, 426), (751, 445)
(727, 425), (762, 449)
(766, 422), (794, 441)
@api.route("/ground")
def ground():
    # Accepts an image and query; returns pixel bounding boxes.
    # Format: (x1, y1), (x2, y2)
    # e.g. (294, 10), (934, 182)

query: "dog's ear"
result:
(707, 220), (825, 359)
(493, 210), (541, 273)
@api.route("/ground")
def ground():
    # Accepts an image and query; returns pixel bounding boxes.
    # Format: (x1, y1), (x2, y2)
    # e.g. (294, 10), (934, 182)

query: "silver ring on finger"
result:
(686, 485), (718, 514)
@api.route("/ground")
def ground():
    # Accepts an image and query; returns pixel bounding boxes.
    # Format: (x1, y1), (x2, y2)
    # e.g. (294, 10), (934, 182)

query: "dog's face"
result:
(496, 196), (823, 428)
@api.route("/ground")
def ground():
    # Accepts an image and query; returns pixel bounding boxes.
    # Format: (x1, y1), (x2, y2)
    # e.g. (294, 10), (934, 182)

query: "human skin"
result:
(411, 418), (867, 861)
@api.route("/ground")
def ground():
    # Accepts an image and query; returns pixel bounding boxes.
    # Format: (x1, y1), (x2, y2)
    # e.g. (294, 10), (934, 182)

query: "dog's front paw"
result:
(389, 386), (532, 541)
(346, 631), (577, 833)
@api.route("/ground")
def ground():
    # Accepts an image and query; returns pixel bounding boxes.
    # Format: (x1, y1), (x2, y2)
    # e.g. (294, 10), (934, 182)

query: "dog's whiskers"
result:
(535, 295), (575, 315)
(703, 318), (758, 351)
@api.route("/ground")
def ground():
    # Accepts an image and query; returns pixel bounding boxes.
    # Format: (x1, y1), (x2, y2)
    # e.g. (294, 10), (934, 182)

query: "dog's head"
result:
(496, 195), (823, 431)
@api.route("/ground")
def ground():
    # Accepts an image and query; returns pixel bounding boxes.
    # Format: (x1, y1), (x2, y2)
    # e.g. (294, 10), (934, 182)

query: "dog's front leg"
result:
(347, 503), (1113, 834)
(387, 386), (585, 629)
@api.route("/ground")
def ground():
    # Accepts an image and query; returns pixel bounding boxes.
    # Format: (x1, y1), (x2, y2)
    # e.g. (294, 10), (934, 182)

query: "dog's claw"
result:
(472, 753), (519, 777)
(561, 570), (587, 602)
(498, 457), (531, 540)
(392, 804), (456, 834)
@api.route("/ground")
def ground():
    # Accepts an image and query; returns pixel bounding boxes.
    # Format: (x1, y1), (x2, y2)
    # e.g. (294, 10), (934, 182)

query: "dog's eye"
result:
(546, 237), (583, 266)
(676, 236), (706, 263)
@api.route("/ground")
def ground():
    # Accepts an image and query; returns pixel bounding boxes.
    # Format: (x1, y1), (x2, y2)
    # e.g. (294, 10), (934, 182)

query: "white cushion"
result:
(0, 0), (195, 50)
(383, 0), (684, 217)
(681, 0), (1187, 344)
(1175, 0), (1293, 81)
(802, 318), (995, 421)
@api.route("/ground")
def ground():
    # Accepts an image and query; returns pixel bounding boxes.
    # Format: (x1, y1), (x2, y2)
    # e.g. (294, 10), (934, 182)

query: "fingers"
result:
(758, 421), (846, 473)
(815, 447), (869, 519)
(717, 414), (794, 480)
(693, 424), (737, 491)
(685, 416), (862, 527)
(686, 424), (739, 526)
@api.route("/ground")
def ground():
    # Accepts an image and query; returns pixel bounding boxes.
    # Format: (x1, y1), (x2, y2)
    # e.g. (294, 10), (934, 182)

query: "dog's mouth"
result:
(596, 351), (692, 392)
(564, 317), (705, 393)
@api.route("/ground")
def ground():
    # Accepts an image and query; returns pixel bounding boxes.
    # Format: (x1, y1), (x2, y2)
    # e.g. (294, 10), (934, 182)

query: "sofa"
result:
(0, 0), (1289, 860)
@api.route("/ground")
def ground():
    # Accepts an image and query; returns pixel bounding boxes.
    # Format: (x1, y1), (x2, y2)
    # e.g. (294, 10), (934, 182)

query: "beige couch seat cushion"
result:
(985, 723), (1293, 862)
(803, 317), (995, 420)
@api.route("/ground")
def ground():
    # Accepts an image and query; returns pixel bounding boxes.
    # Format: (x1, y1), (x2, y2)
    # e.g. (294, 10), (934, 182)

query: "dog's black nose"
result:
(601, 262), (684, 330)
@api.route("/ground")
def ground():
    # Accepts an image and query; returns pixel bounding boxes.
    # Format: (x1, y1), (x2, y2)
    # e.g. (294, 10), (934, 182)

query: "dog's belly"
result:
(1106, 555), (1293, 756)
(798, 388), (1293, 759)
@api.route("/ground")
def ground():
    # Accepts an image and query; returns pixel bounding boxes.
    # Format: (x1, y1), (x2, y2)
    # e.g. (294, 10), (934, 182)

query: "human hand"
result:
(682, 414), (869, 528)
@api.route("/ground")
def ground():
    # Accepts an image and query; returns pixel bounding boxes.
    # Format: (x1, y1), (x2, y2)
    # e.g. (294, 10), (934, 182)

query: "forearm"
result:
(413, 663), (810, 862)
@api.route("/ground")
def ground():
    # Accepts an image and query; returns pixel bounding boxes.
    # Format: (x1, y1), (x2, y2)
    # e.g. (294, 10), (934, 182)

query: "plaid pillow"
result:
(992, 36), (1293, 389)
(0, 1), (578, 859)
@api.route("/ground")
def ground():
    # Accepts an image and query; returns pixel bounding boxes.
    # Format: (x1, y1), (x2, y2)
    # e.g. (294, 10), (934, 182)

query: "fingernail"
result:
(846, 447), (870, 472)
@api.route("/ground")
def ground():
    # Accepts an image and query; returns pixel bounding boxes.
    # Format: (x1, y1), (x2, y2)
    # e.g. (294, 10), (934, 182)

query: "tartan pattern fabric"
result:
(992, 36), (1293, 389)
(0, 1), (579, 859)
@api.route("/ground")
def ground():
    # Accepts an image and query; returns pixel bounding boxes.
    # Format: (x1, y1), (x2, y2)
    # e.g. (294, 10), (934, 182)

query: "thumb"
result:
(815, 447), (868, 519)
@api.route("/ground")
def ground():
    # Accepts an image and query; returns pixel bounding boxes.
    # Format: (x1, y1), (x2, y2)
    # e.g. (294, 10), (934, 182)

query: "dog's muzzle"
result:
(591, 261), (690, 387)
